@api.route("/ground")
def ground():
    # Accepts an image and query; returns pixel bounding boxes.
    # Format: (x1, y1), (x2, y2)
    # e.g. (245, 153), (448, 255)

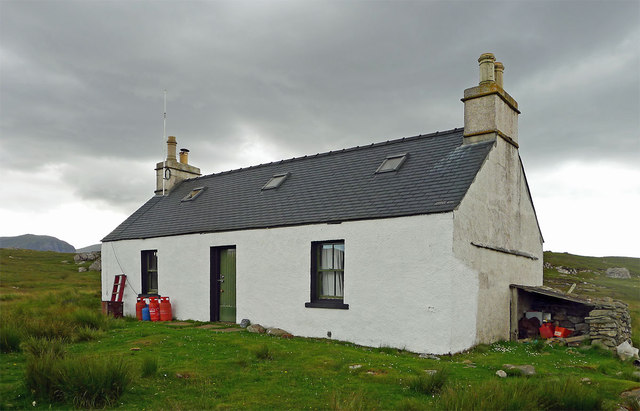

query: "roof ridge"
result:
(187, 127), (464, 182)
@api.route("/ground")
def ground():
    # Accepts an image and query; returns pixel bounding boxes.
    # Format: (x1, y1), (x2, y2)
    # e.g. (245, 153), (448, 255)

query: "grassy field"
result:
(1, 248), (639, 410)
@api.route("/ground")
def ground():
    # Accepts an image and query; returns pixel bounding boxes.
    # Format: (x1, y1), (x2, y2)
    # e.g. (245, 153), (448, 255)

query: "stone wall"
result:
(586, 299), (632, 349)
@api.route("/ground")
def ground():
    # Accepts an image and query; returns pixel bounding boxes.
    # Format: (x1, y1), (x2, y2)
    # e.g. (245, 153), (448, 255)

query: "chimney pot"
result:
(166, 136), (177, 161)
(494, 62), (504, 88)
(478, 53), (496, 85)
(179, 148), (190, 164)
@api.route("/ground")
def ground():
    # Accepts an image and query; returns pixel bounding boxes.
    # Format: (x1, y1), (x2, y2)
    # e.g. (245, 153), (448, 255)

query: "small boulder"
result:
(74, 252), (100, 263)
(503, 364), (536, 376)
(89, 259), (101, 271)
(496, 370), (507, 378)
(266, 327), (290, 337)
(419, 353), (441, 360)
(616, 341), (639, 361)
(246, 324), (266, 334)
(78, 267), (87, 272)
(240, 319), (251, 328)
(606, 267), (631, 279)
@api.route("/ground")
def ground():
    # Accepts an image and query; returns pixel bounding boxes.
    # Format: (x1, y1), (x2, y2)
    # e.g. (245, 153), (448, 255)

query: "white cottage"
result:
(102, 53), (543, 354)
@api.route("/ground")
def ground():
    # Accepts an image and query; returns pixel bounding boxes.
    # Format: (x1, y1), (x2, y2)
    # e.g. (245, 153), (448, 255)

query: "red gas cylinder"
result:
(539, 322), (555, 339)
(148, 297), (160, 322)
(135, 297), (147, 321)
(159, 297), (172, 321)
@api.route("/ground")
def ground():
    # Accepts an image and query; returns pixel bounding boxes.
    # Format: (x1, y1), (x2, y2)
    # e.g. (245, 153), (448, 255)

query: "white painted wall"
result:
(453, 137), (543, 344)
(102, 213), (479, 354)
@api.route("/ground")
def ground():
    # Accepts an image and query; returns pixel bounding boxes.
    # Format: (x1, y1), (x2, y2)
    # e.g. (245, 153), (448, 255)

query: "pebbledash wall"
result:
(102, 212), (480, 354)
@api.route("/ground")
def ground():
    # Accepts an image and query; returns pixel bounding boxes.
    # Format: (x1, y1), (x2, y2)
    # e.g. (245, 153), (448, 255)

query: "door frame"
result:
(210, 245), (236, 322)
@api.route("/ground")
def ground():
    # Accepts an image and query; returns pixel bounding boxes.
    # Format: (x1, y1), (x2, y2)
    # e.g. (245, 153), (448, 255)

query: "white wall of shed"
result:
(453, 137), (543, 345)
(101, 213), (479, 354)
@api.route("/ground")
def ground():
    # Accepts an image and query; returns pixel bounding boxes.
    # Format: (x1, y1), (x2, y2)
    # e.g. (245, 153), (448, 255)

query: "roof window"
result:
(376, 153), (407, 173)
(262, 172), (290, 190)
(181, 187), (205, 202)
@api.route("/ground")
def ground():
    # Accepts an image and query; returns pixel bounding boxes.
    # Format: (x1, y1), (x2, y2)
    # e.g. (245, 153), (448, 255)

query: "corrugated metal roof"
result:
(103, 128), (494, 242)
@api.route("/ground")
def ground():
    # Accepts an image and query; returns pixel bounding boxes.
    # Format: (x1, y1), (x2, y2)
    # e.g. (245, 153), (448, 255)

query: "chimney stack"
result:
(461, 53), (520, 147)
(155, 136), (201, 195)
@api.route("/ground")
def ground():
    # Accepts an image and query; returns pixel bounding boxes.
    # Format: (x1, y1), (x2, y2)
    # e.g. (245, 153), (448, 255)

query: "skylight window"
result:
(376, 153), (408, 173)
(262, 172), (290, 190)
(181, 187), (205, 202)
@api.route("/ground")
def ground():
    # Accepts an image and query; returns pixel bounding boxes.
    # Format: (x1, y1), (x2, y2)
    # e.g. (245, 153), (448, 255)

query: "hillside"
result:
(75, 243), (101, 253)
(0, 248), (638, 410)
(0, 234), (75, 253)
(543, 251), (640, 347)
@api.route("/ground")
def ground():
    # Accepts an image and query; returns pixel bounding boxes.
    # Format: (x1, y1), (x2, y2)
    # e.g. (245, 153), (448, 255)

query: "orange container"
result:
(539, 323), (555, 339)
(136, 297), (147, 321)
(148, 297), (160, 322)
(553, 327), (571, 338)
(159, 297), (172, 321)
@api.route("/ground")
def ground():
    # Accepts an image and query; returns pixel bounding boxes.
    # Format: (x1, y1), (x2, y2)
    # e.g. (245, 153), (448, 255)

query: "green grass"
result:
(140, 355), (158, 378)
(436, 377), (604, 410)
(407, 368), (449, 395)
(1, 248), (639, 409)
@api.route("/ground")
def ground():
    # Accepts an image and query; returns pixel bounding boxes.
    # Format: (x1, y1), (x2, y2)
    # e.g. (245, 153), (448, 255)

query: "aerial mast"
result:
(162, 89), (167, 196)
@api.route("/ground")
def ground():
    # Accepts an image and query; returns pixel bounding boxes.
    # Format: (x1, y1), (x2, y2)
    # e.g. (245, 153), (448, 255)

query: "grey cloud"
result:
(1, 0), (638, 213)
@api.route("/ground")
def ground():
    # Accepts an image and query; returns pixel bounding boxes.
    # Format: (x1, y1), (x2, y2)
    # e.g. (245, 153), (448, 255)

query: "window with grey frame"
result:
(306, 240), (349, 309)
(141, 250), (158, 295)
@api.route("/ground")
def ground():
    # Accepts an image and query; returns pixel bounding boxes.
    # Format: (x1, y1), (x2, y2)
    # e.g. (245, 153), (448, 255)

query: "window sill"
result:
(305, 301), (349, 309)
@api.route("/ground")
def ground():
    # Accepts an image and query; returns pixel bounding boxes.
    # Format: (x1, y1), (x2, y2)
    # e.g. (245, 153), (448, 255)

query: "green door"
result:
(218, 248), (236, 322)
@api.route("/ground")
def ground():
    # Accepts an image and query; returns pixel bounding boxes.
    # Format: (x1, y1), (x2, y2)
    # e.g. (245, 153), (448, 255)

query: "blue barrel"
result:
(142, 306), (151, 321)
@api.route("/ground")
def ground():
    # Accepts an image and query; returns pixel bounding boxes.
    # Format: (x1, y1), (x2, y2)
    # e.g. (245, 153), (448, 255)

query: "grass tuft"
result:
(25, 353), (132, 408)
(408, 368), (449, 395)
(329, 390), (371, 411)
(398, 397), (426, 411)
(436, 377), (603, 410)
(141, 356), (158, 378)
(253, 344), (274, 360)
(472, 343), (491, 353)
(21, 336), (66, 358)
(529, 339), (548, 352)
(72, 326), (104, 342)
(70, 308), (108, 330)
(377, 345), (399, 355)
(0, 324), (22, 353)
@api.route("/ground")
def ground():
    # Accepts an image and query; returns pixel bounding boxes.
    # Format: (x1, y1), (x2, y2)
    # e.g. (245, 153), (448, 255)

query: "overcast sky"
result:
(1, 0), (638, 256)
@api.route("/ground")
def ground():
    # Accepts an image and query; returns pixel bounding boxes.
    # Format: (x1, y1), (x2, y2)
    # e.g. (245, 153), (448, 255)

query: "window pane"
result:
(319, 271), (343, 298)
(148, 251), (157, 271)
(333, 244), (344, 269)
(148, 272), (158, 294)
(320, 245), (333, 269)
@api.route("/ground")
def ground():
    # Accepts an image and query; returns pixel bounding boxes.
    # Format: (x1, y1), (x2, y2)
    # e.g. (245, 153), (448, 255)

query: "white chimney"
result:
(461, 53), (520, 147)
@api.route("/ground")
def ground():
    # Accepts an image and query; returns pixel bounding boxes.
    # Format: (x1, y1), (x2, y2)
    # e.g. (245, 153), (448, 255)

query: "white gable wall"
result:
(102, 212), (479, 354)
(453, 137), (543, 344)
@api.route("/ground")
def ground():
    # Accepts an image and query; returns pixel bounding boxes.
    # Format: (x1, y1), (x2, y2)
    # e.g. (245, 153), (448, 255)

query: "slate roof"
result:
(102, 128), (494, 242)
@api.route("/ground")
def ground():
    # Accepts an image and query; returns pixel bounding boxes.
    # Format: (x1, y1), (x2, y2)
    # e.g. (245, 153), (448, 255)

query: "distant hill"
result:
(76, 244), (101, 253)
(0, 234), (75, 253)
